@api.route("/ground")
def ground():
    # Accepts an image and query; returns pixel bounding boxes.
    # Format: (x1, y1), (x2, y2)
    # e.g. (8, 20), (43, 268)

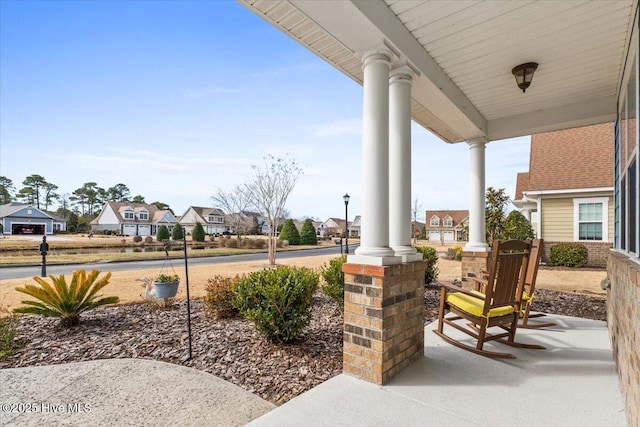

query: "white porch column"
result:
(464, 140), (489, 251)
(352, 49), (399, 265)
(389, 67), (421, 262)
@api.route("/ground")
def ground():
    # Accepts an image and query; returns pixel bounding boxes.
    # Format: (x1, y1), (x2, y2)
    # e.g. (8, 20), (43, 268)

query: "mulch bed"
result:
(1, 287), (606, 405)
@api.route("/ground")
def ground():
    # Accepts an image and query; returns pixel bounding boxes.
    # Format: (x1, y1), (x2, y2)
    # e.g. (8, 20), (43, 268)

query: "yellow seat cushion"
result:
(446, 292), (515, 318)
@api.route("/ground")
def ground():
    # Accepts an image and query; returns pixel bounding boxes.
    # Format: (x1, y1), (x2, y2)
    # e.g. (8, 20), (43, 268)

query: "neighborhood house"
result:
(0, 202), (61, 235)
(425, 210), (468, 242)
(90, 201), (179, 236)
(513, 123), (614, 266)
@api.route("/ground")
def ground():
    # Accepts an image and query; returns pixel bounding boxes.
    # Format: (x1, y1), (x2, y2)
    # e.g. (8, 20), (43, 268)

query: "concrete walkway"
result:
(250, 314), (626, 426)
(0, 314), (626, 427)
(0, 359), (274, 427)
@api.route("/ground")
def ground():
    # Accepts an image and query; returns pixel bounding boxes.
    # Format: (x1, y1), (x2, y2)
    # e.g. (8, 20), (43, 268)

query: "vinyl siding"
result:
(541, 198), (574, 241)
(541, 196), (614, 242)
(97, 206), (119, 225)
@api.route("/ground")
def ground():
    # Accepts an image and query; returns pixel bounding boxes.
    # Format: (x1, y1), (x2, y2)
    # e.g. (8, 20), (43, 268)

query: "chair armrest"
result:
(436, 280), (486, 300)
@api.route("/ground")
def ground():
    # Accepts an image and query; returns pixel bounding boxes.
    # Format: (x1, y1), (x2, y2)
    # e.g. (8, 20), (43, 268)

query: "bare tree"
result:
(243, 155), (302, 265)
(412, 198), (422, 246)
(211, 185), (251, 237)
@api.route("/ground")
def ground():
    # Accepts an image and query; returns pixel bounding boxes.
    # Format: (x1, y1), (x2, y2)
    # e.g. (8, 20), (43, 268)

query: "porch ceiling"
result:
(240, 0), (636, 143)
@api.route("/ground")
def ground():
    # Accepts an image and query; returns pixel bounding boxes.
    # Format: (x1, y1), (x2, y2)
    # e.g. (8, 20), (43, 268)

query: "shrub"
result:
(14, 269), (119, 327)
(549, 243), (588, 268)
(0, 308), (17, 361)
(446, 246), (463, 261)
(225, 238), (238, 248)
(300, 219), (318, 245)
(232, 266), (319, 343)
(276, 239), (283, 248)
(279, 219), (301, 245)
(156, 225), (170, 241)
(243, 238), (256, 249)
(144, 236), (153, 244)
(172, 223), (184, 241)
(255, 239), (266, 249)
(204, 275), (243, 319)
(192, 223), (205, 242)
(321, 256), (346, 311)
(501, 210), (535, 240)
(132, 235), (143, 243)
(415, 246), (439, 284)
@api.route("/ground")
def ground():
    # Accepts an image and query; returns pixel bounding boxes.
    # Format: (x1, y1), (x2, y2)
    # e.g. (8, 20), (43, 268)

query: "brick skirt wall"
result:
(607, 251), (640, 427)
(542, 241), (612, 267)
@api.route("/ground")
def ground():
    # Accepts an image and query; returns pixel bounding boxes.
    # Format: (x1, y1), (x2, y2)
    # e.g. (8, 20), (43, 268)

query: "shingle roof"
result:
(515, 172), (530, 200)
(515, 123), (614, 199)
(0, 203), (53, 219)
(190, 207), (225, 217)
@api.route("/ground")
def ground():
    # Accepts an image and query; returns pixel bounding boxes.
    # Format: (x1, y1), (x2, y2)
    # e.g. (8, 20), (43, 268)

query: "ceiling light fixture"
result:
(511, 62), (538, 93)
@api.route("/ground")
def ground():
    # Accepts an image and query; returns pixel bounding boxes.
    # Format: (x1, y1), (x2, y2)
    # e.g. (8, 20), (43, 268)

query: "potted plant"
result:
(153, 273), (180, 298)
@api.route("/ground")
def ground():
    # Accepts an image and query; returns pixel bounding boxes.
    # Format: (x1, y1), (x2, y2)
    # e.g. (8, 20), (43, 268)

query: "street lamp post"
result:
(343, 193), (350, 254)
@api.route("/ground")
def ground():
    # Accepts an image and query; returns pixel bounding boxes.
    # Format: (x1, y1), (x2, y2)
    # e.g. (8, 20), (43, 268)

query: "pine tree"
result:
(171, 223), (184, 240)
(192, 222), (205, 242)
(279, 219), (301, 245)
(300, 219), (318, 245)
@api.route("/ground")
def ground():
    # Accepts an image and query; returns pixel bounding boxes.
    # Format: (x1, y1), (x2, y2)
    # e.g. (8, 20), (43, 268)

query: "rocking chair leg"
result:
(433, 329), (516, 359)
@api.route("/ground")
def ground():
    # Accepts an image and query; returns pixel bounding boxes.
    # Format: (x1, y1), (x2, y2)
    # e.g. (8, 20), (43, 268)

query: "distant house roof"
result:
(0, 202), (53, 219)
(516, 123), (614, 199)
(425, 210), (469, 227)
(323, 217), (347, 229)
(47, 212), (67, 222)
(91, 201), (171, 225)
(189, 207), (225, 217)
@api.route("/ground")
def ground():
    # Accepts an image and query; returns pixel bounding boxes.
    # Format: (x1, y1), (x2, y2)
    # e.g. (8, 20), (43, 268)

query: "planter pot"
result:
(153, 281), (179, 298)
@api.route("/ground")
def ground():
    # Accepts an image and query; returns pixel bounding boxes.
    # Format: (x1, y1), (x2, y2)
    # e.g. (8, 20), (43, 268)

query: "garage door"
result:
(138, 225), (151, 236)
(428, 231), (440, 241)
(443, 231), (455, 242)
(122, 225), (137, 236)
(12, 224), (46, 235)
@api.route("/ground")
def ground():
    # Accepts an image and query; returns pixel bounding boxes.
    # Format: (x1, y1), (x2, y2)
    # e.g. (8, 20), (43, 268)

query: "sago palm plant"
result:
(14, 269), (119, 327)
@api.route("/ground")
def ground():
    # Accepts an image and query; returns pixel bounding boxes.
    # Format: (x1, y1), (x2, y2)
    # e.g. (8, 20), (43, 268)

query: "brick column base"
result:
(342, 260), (425, 384)
(461, 251), (490, 289)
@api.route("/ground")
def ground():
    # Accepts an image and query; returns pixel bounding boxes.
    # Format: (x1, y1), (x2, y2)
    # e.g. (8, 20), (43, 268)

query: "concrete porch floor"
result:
(249, 314), (626, 426)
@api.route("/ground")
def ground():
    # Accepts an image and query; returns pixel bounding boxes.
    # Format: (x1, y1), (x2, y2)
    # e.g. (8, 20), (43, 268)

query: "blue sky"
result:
(0, 0), (530, 221)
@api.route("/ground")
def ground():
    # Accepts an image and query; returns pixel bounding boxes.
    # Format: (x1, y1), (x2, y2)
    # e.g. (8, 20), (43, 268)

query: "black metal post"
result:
(182, 233), (192, 360)
(39, 236), (49, 277)
(344, 197), (349, 254)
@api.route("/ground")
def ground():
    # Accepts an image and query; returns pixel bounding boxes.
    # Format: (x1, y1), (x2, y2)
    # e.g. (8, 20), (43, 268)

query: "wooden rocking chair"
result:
(434, 240), (545, 359)
(519, 238), (557, 329)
